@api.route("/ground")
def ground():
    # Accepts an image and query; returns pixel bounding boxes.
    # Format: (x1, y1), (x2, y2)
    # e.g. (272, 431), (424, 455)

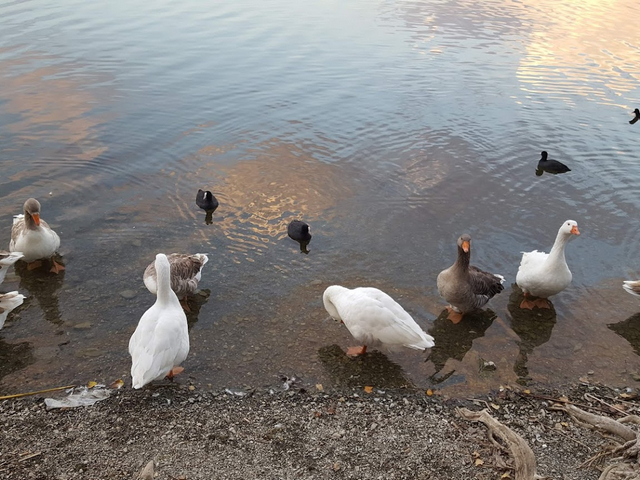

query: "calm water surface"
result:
(1, 0), (640, 396)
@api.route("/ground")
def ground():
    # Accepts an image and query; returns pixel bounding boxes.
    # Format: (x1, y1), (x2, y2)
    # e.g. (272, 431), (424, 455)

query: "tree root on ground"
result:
(457, 407), (545, 480)
(551, 404), (640, 480)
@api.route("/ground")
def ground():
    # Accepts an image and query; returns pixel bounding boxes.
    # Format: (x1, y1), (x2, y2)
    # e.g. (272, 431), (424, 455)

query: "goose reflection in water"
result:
(507, 285), (556, 385)
(317, 344), (412, 389)
(0, 338), (34, 382)
(184, 288), (211, 330)
(14, 260), (65, 325)
(426, 308), (495, 384)
(608, 312), (640, 358)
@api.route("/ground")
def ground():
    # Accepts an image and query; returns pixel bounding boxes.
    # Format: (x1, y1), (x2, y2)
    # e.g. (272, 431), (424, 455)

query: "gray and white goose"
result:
(437, 234), (505, 323)
(9, 198), (64, 273)
(143, 253), (208, 311)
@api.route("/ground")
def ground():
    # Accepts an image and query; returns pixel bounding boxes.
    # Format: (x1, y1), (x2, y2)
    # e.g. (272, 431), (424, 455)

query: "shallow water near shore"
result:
(1, 0), (640, 396)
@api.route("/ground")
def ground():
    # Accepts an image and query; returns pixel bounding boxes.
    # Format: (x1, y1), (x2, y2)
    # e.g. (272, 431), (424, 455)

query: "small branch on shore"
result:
(0, 385), (76, 401)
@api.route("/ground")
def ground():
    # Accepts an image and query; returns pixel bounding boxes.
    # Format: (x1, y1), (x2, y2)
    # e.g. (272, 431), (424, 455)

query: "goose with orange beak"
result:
(437, 234), (505, 323)
(9, 198), (64, 273)
(516, 220), (580, 309)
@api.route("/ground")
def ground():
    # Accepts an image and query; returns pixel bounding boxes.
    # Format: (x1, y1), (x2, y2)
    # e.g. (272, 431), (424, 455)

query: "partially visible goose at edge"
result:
(322, 285), (434, 356)
(0, 251), (24, 284)
(143, 253), (208, 311)
(623, 280), (640, 297)
(0, 291), (26, 329)
(536, 151), (571, 175)
(516, 220), (580, 309)
(129, 253), (190, 389)
(9, 198), (64, 273)
(437, 234), (505, 324)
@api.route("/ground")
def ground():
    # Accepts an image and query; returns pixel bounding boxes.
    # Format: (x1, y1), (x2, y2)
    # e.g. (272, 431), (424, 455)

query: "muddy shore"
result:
(3, 380), (637, 480)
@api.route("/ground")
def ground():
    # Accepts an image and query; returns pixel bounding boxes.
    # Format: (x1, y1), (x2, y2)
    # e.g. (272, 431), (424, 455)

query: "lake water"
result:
(1, 0), (640, 396)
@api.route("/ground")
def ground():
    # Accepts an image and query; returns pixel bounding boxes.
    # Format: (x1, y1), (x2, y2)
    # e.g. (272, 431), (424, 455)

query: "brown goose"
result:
(143, 253), (208, 311)
(437, 234), (505, 323)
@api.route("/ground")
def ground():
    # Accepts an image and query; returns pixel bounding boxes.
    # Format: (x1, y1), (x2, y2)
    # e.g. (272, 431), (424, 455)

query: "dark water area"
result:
(1, 0), (640, 396)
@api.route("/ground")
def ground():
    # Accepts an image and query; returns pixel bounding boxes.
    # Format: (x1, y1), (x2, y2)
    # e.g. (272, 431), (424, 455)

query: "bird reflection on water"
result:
(507, 285), (557, 385)
(426, 308), (496, 384)
(608, 312), (640, 357)
(14, 259), (65, 326)
(317, 344), (412, 389)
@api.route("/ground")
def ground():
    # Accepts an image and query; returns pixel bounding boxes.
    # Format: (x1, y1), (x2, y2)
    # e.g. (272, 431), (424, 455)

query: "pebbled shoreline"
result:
(2, 381), (629, 479)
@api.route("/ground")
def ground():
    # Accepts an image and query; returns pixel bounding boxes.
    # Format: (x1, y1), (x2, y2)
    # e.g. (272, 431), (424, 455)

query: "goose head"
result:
(458, 234), (471, 254)
(23, 198), (42, 227)
(540, 151), (548, 161)
(634, 108), (640, 116)
(559, 220), (580, 236)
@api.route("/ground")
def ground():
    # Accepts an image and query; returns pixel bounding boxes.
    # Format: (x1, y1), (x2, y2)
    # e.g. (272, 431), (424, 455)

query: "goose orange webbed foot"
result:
(50, 259), (65, 274)
(179, 297), (192, 313)
(26, 260), (43, 271)
(520, 294), (550, 310)
(445, 306), (464, 324)
(166, 366), (185, 381)
(346, 345), (367, 357)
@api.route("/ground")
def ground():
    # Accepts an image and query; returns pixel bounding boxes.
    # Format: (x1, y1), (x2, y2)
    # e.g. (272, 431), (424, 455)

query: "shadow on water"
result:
(317, 344), (413, 389)
(184, 288), (211, 330)
(290, 239), (311, 255)
(14, 260), (65, 326)
(0, 337), (34, 382)
(507, 285), (557, 385)
(426, 308), (496, 384)
(608, 312), (640, 357)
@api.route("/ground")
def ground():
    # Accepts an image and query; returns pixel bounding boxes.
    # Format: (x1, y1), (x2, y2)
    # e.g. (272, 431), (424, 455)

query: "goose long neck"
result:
(323, 288), (342, 321)
(454, 246), (470, 274)
(547, 230), (570, 265)
(25, 212), (38, 230)
(155, 258), (176, 305)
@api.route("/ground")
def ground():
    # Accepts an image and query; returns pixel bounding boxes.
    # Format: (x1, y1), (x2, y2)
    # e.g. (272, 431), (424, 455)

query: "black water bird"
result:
(287, 220), (312, 243)
(630, 108), (640, 125)
(537, 151), (570, 175)
(196, 189), (219, 212)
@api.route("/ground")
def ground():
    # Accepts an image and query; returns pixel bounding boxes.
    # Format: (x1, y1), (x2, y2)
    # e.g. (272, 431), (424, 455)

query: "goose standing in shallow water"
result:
(322, 285), (434, 356)
(0, 251), (24, 284)
(437, 234), (505, 324)
(0, 291), (26, 329)
(143, 253), (208, 311)
(9, 198), (64, 273)
(516, 220), (580, 309)
(129, 253), (190, 389)
(623, 280), (640, 297)
(537, 151), (571, 175)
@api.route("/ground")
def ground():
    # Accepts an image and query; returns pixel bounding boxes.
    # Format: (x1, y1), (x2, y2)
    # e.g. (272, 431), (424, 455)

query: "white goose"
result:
(143, 253), (208, 311)
(0, 291), (26, 329)
(322, 285), (434, 356)
(10, 198), (64, 273)
(0, 251), (24, 284)
(516, 220), (580, 309)
(129, 253), (190, 389)
(623, 281), (640, 297)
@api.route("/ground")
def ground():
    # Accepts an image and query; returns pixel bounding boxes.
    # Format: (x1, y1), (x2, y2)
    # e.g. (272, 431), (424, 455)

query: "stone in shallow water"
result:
(120, 290), (137, 299)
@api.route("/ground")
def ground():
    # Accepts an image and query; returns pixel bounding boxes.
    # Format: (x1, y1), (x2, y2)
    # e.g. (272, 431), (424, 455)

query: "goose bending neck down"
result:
(129, 253), (189, 389)
(322, 285), (434, 356)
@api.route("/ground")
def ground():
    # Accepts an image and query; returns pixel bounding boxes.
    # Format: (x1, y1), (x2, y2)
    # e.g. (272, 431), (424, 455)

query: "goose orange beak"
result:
(31, 212), (40, 226)
(570, 225), (580, 235)
(462, 240), (470, 253)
